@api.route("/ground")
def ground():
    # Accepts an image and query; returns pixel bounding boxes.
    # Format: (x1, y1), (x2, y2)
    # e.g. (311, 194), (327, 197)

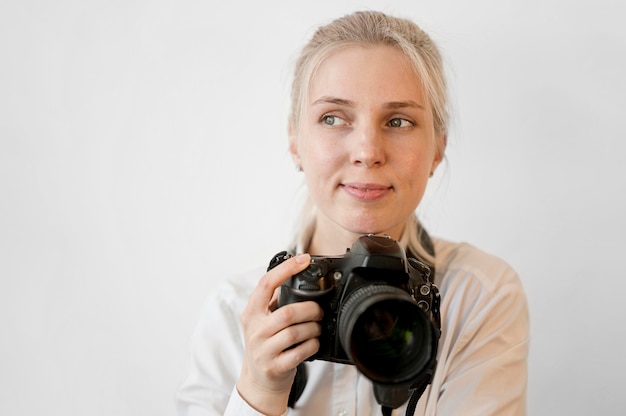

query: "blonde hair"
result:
(289, 11), (449, 267)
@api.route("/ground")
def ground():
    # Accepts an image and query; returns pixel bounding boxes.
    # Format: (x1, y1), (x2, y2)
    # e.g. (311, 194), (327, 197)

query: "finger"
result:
(268, 287), (280, 312)
(267, 320), (322, 354)
(264, 301), (323, 336)
(247, 253), (310, 313)
(273, 337), (321, 372)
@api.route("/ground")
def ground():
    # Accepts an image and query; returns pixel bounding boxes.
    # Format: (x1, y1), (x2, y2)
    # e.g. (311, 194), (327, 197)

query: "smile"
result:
(341, 183), (392, 202)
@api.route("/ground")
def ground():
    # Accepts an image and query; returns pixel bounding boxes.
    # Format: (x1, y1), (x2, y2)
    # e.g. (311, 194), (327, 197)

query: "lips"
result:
(341, 183), (392, 201)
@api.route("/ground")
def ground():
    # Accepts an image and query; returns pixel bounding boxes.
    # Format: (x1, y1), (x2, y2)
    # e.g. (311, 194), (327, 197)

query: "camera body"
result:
(269, 234), (440, 389)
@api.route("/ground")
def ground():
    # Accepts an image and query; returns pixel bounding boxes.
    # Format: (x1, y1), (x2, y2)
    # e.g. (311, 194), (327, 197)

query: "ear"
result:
(288, 127), (302, 168)
(430, 134), (447, 173)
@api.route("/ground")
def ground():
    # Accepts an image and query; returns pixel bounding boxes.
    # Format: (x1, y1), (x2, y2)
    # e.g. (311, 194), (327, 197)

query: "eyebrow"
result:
(311, 96), (424, 110)
(384, 100), (424, 110)
(312, 96), (354, 107)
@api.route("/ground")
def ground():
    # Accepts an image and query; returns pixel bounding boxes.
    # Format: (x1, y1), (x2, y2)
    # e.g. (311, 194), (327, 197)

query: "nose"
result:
(350, 123), (385, 168)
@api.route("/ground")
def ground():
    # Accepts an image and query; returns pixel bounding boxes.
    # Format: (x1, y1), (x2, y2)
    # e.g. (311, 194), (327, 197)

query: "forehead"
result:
(308, 44), (425, 104)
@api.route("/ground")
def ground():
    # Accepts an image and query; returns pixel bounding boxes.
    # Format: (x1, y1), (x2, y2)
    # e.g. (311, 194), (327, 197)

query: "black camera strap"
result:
(289, 364), (433, 415)
(380, 369), (435, 416)
(287, 363), (308, 408)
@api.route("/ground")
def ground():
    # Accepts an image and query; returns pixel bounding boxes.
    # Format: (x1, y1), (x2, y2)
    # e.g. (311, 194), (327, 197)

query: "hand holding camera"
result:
(268, 234), (441, 409)
(237, 252), (323, 416)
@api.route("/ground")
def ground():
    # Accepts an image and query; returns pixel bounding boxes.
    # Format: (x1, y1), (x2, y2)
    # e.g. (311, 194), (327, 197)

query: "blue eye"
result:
(321, 115), (346, 126)
(387, 118), (413, 128)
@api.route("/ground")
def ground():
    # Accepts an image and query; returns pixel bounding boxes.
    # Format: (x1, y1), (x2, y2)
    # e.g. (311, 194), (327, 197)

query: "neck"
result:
(307, 227), (359, 256)
(306, 216), (406, 256)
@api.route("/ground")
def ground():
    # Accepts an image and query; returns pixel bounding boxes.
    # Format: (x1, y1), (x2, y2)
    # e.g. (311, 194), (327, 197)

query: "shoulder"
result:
(432, 238), (529, 345)
(197, 266), (266, 322)
(188, 266), (266, 358)
(432, 238), (528, 336)
(423, 240), (529, 414)
(433, 238), (523, 296)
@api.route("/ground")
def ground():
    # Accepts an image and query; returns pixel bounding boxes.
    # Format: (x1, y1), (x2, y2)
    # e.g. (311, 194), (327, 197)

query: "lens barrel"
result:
(338, 285), (434, 384)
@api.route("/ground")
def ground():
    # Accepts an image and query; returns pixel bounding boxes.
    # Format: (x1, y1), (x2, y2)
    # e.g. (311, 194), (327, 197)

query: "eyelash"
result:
(320, 114), (345, 126)
(318, 114), (415, 128)
(387, 118), (414, 128)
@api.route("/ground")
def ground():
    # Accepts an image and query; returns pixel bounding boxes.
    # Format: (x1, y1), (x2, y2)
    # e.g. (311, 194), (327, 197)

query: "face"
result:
(290, 45), (443, 253)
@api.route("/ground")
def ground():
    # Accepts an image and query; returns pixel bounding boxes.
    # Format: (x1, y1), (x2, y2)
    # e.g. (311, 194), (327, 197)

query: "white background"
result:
(2, 0), (625, 414)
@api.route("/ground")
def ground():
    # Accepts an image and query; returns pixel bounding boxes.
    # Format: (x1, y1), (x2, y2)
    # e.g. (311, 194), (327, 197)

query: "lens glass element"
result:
(340, 286), (433, 383)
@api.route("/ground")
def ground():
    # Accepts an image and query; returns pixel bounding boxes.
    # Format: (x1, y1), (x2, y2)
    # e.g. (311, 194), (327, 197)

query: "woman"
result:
(177, 11), (529, 416)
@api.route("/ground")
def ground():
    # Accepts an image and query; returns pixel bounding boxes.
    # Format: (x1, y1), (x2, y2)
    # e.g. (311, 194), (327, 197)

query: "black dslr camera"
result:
(269, 235), (441, 409)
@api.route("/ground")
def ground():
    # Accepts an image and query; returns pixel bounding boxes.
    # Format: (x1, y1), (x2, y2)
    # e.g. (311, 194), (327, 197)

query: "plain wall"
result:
(2, 0), (625, 414)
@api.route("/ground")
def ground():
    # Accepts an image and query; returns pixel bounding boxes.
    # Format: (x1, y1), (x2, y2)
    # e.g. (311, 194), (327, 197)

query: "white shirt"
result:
(176, 239), (529, 415)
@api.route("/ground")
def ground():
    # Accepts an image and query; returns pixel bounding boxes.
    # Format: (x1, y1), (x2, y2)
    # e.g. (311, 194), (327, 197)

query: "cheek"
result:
(300, 138), (343, 172)
(398, 150), (436, 195)
(400, 146), (435, 174)
(300, 143), (345, 200)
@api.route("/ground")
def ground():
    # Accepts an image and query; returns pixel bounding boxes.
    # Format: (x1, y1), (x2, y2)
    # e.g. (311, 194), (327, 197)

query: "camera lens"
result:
(338, 285), (435, 384)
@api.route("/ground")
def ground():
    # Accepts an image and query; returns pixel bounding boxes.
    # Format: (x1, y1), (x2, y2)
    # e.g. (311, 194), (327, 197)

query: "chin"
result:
(342, 220), (403, 240)
(343, 202), (409, 227)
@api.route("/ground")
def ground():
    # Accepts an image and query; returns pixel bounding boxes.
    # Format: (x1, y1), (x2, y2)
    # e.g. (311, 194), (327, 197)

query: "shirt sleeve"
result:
(430, 257), (530, 416)
(176, 271), (292, 416)
(224, 387), (289, 416)
(176, 281), (252, 416)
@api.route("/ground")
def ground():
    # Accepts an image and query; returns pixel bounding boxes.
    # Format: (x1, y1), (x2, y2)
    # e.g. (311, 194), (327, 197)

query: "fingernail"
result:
(294, 253), (310, 264)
